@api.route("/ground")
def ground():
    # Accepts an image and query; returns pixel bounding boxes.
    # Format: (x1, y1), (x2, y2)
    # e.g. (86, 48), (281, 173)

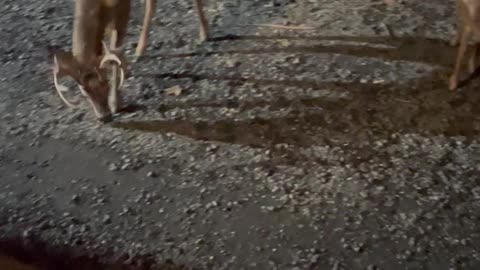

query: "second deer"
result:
(449, 0), (480, 90)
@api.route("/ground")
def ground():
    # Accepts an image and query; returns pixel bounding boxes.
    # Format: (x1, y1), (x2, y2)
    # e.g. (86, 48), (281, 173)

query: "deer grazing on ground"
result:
(53, 0), (207, 120)
(52, 0), (129, 122)
(449, 0), (480, 90)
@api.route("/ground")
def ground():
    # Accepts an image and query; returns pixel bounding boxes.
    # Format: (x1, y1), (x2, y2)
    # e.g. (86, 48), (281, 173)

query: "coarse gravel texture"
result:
(1, 0), (480, 269)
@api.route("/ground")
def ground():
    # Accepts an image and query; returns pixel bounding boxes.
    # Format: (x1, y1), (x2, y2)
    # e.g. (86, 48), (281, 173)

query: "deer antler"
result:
(100, 40), (125, 89)
(53, 54), (82, 108)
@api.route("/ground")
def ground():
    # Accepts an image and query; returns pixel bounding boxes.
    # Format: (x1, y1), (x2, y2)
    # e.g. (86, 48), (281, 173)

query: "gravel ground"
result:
(1, 0), (480, 269)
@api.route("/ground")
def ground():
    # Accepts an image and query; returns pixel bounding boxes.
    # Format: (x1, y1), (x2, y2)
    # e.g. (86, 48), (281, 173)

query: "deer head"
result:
(52, 43), (124, 123)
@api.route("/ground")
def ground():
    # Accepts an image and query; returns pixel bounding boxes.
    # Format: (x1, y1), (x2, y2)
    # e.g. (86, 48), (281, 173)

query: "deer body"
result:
(450, 0), (480, 90)
(53, 0), (130, 121)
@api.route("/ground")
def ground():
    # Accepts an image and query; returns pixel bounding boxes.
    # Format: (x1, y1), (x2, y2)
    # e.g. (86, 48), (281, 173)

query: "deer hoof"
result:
(449, 75), (458, 91)
(110, 104), (121, 114)
(469, 60), (477, 74)
(450, 34), (459, 47)
(99, 114), (114, 123)
(108, 94), (123, 114)
(135, 46), (145, 58)
(199, 31), (208, 42)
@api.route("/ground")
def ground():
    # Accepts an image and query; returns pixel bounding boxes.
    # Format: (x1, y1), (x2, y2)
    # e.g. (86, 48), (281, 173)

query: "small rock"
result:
(71, 194), (81, 204)
(108, 163), (119, 171)
(102, 214), (112, 224)
(22, 228), (33, 238)
(147, 171), (157, 178)
(165, 85), (183, 96)
(226, 59), (239, 68)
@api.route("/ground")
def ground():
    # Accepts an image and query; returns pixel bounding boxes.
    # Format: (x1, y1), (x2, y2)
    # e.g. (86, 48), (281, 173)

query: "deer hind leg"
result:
(450, 26), (461, 47)
(449, 9), (463, 47)
(449, 26), (470, 91)
(194, 0), (209, 41)
(468, 42), (480, 74)
(135, 0), (156, 57)
(467, 22), (480, 75)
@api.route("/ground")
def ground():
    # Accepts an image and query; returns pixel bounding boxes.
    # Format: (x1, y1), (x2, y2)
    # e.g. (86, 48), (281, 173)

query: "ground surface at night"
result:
(1, 0), (479, 269)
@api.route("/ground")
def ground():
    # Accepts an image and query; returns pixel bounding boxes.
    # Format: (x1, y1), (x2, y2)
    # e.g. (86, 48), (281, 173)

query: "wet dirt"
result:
(114, 70), (480, 149)
(0, 238), (187, 270)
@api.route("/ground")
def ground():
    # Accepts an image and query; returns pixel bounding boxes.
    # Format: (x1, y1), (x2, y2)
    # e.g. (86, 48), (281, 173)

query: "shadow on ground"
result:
(143, 35), (456, 67)
(0, 238), (189, 270)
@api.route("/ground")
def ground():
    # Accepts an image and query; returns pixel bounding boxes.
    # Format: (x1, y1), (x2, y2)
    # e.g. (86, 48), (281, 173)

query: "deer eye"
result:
(81, 72), (102, 88)
(82, 72), (97, 82)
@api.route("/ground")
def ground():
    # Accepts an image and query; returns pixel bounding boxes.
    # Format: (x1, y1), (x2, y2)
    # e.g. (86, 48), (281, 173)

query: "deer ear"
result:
(80, 70), (104, 90)
(52, 50), (84, 108)
(53, 50), (84, 84)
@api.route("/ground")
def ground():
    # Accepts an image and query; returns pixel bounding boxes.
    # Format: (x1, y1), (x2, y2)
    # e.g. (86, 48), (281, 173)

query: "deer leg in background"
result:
(194, 0), (209, 41)
(135, 0), (156, 57)
(468, 43), (479, 74)
(449, 26), (470, 90)
(467, 16), (480, 75)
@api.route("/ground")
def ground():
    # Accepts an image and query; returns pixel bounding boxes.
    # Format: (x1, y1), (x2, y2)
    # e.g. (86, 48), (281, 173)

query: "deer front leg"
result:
(194, 0), (209, 41)
(107, 0), (131, 113)
(103, 32), (123, 114)
(449, 27), (470, 91)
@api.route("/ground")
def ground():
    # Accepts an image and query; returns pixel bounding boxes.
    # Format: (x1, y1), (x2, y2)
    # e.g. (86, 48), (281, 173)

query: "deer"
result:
(449, 0), (480, 90)
(135, 0), (208, 57)
(52, 0), (130, 122)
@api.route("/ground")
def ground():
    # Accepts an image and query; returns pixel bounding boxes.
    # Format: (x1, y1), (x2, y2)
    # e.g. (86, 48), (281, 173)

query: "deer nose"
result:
(98, 114), (113, 123)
